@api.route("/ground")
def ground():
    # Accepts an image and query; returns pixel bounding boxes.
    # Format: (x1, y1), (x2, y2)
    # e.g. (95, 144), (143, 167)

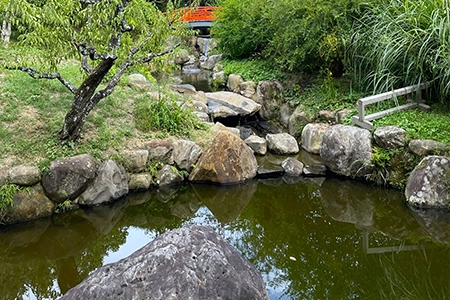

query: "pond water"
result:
(1, 176), (450, 299)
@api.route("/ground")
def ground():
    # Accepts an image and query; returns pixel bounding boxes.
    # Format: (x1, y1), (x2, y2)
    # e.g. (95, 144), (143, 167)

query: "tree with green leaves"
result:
(1, 0), (187, 142)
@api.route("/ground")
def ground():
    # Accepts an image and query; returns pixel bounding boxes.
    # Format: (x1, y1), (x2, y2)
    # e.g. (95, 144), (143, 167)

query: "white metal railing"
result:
(352, 82), (430, 130)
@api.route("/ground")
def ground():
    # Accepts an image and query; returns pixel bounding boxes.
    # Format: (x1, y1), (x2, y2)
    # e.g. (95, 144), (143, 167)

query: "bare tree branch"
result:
(80, 0), (103, 3)
(137, 43), (180, 64)
(8, 66), (77, 94)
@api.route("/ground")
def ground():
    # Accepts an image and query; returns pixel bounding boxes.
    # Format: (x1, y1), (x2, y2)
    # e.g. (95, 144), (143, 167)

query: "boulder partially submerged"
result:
(61, 225), (269, 300)
(405, 156), (450, 208)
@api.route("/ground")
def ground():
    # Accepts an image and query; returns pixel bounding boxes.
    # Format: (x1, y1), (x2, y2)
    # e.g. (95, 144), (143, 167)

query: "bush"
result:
(213, 0), (362, 74)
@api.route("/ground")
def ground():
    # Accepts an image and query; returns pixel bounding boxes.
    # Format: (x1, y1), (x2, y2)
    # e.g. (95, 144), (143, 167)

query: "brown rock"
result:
(189, 131), (258, 184)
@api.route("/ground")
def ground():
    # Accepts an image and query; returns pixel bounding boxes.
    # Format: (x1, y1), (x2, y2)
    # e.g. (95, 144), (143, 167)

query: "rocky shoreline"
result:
(2, 39), (450, 224)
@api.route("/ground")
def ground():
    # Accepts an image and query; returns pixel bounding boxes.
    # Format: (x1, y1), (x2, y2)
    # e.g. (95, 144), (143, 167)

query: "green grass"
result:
(374, 105), (450, 146)
(288, 75), (363, 114)
(222, 58), (284, 82)
(0, 44), (208, 170)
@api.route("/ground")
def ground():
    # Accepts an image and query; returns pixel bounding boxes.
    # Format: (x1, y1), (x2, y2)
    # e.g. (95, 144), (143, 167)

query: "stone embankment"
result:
(2, 70), (450, 226)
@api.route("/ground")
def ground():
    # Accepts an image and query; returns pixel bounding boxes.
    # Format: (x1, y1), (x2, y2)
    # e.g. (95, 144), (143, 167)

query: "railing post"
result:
(358, 99), (365, 122)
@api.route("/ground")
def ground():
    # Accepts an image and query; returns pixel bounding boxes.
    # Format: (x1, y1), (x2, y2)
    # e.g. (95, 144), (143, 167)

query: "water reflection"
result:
(1, 179), (450, 299)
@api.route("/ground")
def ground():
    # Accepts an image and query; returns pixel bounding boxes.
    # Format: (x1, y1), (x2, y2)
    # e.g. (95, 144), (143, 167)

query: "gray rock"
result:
(227, 74), (244, 92)
(128, 173), (152, 191)
(320, 125), (372, 178)
(318, 110), (336, 124)
(200, 54), (222, 70)
(157, 165), (184, 186)
(61, 225), (269, 300)
(409, 139), (449, 156)
(1, 185), (54, 225)
(189, 131), (258, 184)
(122, 150), (148, 173)
(240, 81), (257, 100)
(257, 166), (285, 178)
(193, 91), (208, 105)
(281, 157), (304, 176)
(303, 164), (327, 177)
(174, 52), (190, 65)
(172, 140), (202, 172)
(374, 126), (407, 150)
(41, 154), (98, 203)
(77, 160), (128, 206)
(167, 84), (197, 94)
(206, 91), (261, 117)
(266, 133), (299, 155)
(255, 80), (284, 120)
(8, 165), (41, 186)
(245, 135), (267, 156)
(182, 64), (201, 75)
(237, 126), (254, 140)
(279, 103), (291, 128)
(195, 111), (210, 122)
(144, 140), (174, 165)
(336, 108), (350, 124)
(212, 105), (239, 119)
(301, 123), (330, 154)
(405, 156), (450, 207)
(289, 106), (314, 138)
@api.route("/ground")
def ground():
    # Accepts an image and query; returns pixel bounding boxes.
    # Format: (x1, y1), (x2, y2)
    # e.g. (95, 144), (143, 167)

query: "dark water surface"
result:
(1, 177), (450, 300)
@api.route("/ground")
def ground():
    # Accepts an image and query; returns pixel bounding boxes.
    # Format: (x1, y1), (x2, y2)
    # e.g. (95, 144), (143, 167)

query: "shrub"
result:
(214, 0), (362, 74)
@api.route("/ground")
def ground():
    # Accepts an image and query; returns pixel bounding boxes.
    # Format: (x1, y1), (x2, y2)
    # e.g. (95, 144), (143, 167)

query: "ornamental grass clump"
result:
(350, 0), (450, 101)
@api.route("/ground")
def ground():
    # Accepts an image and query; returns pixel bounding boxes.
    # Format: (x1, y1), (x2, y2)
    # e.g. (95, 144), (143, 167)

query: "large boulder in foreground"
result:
(405, 156), (450, 208)
(42, 154), (98, 203)
(320, 125), (372, 178)
(189, 131), (258, 184)
(61, 225), (269, 300)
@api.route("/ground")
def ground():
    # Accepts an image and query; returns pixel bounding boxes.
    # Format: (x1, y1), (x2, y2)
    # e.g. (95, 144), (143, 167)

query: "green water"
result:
(1, 177), (450, 300)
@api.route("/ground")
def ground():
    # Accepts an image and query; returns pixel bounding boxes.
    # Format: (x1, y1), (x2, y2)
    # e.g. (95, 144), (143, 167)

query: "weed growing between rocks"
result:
(0, 183), (19, 221)
(134, 93), (207, 138)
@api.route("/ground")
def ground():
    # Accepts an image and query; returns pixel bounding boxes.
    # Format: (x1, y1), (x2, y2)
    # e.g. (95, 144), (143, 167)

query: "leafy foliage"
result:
(0, 183), (19, 215)
(213, 0), (362, 74)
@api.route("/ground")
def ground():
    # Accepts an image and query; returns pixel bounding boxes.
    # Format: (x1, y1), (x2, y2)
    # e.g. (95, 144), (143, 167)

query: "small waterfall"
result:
(203, 38), (210, 59)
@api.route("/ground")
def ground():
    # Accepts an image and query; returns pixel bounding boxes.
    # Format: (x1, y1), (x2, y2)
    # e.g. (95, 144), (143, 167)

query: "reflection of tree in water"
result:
(224, 178), (450, 300)
(3, 180), (450, 300)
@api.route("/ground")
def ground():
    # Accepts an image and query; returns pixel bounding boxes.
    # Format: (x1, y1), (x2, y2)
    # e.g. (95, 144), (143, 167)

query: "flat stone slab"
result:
(206, 91), (261, 116)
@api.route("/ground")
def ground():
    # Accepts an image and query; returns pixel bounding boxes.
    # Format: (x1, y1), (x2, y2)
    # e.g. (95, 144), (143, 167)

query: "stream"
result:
(1, 175), (450, 299)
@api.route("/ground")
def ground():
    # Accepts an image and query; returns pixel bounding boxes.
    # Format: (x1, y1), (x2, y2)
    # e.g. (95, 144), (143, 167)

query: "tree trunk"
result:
(1, 20), (11, 48)
(59, 57), (115, 142)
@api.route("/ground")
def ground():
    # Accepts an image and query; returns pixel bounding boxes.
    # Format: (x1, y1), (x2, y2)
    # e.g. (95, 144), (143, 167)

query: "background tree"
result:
(1, 0), (188, 142)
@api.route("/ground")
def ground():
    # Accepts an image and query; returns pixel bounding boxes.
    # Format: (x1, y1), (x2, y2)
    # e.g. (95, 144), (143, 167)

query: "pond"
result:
(1, 176), (450, 299)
